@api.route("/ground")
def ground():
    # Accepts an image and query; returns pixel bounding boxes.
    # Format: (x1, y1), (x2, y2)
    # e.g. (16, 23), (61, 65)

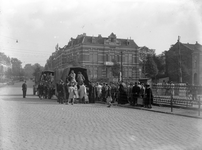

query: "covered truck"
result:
(33, 70), (55, 99)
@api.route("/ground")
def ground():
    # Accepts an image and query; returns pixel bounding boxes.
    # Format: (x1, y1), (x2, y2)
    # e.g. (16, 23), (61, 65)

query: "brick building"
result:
(45, 33), (140, 82)
(165, 38), (202, 85)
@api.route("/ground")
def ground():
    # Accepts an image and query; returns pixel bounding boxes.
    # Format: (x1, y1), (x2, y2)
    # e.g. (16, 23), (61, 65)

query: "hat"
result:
(146, 83), (150, 87)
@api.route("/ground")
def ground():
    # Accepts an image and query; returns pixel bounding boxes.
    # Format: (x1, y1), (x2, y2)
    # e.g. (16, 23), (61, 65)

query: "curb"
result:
(95, 101), (202, 119)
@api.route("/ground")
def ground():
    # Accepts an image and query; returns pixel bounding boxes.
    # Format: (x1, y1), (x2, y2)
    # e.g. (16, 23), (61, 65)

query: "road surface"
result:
(0, 80), (202, 150)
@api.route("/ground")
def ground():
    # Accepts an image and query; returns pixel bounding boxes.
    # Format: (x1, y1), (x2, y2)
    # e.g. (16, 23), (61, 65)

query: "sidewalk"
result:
(96, 101), (202, 119)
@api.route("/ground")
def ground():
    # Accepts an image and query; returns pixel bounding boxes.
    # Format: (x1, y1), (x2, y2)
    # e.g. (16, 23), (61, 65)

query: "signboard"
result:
(105, 61), (114, 66)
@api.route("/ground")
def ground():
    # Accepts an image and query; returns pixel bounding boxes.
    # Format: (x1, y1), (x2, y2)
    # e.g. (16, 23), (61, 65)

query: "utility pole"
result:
(121, 51), (123, 82)
(178, 36), (182, 83)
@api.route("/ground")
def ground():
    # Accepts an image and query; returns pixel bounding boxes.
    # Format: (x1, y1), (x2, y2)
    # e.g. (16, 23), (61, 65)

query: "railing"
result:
(152, 83), (202, 116)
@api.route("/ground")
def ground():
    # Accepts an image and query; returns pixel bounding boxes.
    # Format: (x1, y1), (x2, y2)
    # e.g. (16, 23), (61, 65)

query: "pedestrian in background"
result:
(58, 80), (64, 104)
(106, 83), (112, 107)
(68, 82), (76, 105)
(132, 82), (140, 106)
(78, 83), (86, 103)
(128, 82), (133, 105)
(38, 82), (43, 99)
(118, 83), (128, 104)
(144, 83), (153, 108)
(22, 81), (27, 98)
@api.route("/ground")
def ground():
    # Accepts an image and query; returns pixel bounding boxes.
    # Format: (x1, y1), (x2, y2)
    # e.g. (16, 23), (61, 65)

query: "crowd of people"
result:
(92, 82), (153, 108)
(35, 70), (153, 108)
(56, 70), (88, 105)
(56, 73), (153, 108)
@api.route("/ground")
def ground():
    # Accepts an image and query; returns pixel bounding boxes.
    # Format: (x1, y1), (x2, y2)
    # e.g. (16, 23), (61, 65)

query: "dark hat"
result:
(146, 83), (150, 87)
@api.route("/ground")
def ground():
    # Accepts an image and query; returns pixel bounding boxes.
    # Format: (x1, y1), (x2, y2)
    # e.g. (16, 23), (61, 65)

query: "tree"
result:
(24, 64), (34, 78)
(5, 68), (13, 78)
(111, 60), (120, 77)
(11, 58), (22, 76)
(153, 52), (166, 75)
(145, 55), (158, 79)
(32, 63), (43, 78)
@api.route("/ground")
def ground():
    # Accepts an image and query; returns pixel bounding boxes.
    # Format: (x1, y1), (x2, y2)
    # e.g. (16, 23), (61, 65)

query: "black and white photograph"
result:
(0, 0), (202, 149)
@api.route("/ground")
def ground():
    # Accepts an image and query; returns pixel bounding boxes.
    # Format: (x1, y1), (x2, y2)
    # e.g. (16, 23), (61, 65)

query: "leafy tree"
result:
(32, 63), (43, 78)
(145, 55), (158, 78)
(153, 52), (166, 75)
(24, 64), (34, 78)
(5, 68), (13, 78)
(11, 58), (22, 76)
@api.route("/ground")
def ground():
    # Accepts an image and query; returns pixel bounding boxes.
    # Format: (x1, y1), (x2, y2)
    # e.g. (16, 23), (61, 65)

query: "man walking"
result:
(22, 81), (27, 98)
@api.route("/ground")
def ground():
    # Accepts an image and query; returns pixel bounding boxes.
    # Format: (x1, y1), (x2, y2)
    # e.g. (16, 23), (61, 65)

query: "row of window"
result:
(82, 53), (138, 64)
(86, 66), (139, 79)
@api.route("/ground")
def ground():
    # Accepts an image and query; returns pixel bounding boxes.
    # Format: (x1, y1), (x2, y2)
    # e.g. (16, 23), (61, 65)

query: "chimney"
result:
(196, 41), (198, 45)
(177, 36), (180, 42)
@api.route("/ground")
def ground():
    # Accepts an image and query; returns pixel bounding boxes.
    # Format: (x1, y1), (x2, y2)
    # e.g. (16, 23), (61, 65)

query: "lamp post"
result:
(178, 36), (182, 83)
(121, 51), (123, 82)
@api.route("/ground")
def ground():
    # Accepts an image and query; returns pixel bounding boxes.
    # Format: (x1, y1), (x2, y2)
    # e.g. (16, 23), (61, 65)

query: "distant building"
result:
(46, 33), (140, 82)
(165, 38), (202, 85)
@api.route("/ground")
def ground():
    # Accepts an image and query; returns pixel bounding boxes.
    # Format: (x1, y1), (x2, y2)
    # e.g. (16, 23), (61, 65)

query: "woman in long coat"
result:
(118, 83), (128, 104)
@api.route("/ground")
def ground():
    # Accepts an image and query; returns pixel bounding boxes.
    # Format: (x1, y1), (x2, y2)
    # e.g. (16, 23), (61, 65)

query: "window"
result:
(106, 54), (109, 61)
(83, 54), (89, 61)
(129, 54), (132, 64)
(128, 68), (132, 77)
(93, 52), (97, 62)
(98, 54), (103, 62)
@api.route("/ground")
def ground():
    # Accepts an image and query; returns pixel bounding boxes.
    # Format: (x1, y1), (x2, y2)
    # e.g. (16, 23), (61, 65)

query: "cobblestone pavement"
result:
(1, 83), (202, 150)
(0, 95), (202, 150)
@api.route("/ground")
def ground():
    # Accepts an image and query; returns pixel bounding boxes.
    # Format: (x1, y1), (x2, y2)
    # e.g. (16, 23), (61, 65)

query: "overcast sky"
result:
(0, 0), (202, 67)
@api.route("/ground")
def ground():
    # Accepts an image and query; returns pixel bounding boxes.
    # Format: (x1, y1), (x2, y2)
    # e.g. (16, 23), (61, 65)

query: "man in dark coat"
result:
(132, 82), (140, 106)
(144, 84), (153, 108)
(22, 81), (27, 98)
(37, 82), (43, 99)
(57, 80), (64, 104)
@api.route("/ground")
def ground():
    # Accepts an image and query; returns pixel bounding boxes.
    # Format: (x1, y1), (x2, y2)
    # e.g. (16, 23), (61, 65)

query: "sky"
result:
(0, 0), (202, 67)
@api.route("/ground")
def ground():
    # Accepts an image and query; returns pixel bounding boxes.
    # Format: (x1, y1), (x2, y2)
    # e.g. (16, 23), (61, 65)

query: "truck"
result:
(33, 67), (90, 99)
(33, 70), (55, 99)
(54, 67), (90, 97)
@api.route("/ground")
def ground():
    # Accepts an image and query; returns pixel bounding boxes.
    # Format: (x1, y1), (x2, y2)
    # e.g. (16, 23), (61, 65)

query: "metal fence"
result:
(152, 83), (202, 115)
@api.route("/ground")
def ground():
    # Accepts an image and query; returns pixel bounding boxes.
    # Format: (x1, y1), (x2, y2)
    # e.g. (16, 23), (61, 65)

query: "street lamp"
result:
(120, 51), (123, 82)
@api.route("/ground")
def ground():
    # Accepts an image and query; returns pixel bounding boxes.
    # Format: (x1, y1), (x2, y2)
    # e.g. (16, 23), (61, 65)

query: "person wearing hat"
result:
(69, 70), (76, 83)
(144, 83), (153, 108)
(58, 80), (64, 104)
(77, 71), (85, 85)
(22, 81), (27, 98)
(132, 82), (140, 106)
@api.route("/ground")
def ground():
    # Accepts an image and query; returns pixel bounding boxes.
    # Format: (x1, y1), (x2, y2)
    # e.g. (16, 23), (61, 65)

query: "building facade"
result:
(45, 33), (140, 82)
(165, 39), (202, 85)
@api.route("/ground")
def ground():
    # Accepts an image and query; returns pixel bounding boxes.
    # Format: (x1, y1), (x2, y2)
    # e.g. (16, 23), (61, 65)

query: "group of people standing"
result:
(94, 81), (153, 108)
(56, 70), (88, 105)
(128, 82), (153, 108)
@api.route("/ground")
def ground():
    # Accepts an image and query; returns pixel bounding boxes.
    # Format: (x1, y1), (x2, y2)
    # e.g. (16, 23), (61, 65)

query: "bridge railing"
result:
(151, 83), (202, 116)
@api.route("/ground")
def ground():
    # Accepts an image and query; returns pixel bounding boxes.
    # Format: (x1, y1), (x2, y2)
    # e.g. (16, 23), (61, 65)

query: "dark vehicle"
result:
(54, 67), (90, 97)
(33, 70), (55, 99)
